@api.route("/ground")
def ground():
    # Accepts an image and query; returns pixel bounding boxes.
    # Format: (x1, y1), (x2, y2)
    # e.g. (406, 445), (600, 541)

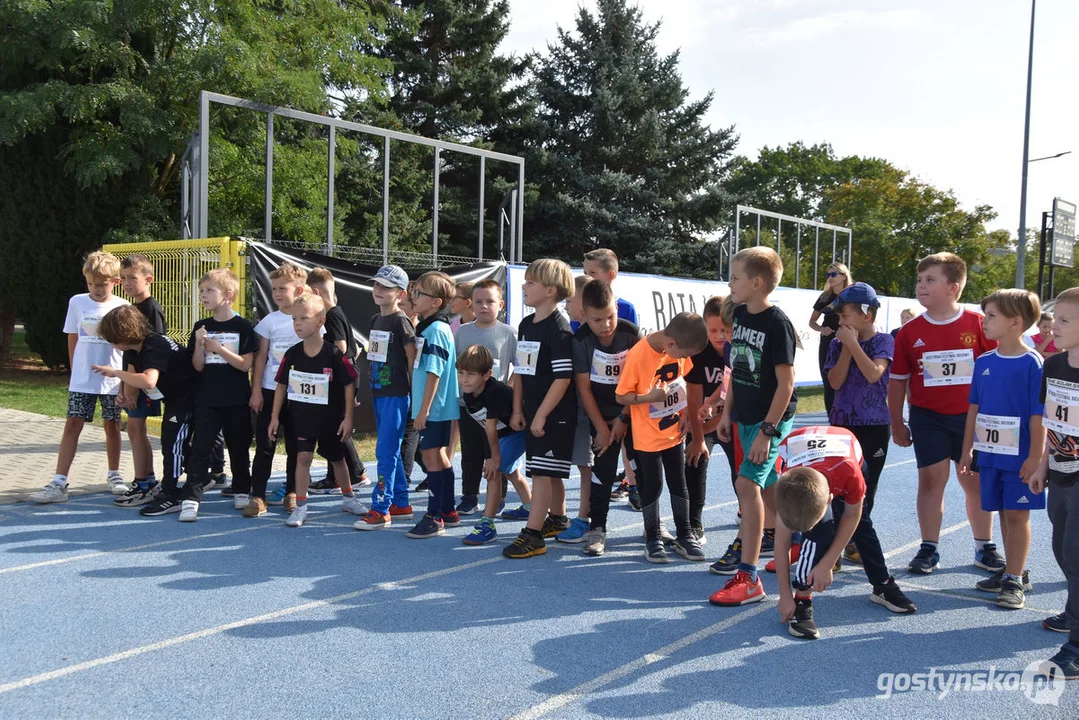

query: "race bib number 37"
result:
(921, 349), (974, 387)
(287, 370), (330, 405)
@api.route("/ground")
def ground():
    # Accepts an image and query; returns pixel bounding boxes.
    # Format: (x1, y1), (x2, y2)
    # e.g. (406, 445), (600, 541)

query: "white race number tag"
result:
(287, 370), (330, 405)
(79, 312), (108, 345)
(784, 432), (851, 468)
(145, 386), (164, 401)
(921, 349), (974, 387)
(368, 330), (390, 363)
(590, 349), (628, 385)
(973, 413), (1021, 456)
(515, 341), (541, 376)
(412, 337), (425, 369)
(649, 377), (687, 419)
(205, 332), (240, 365)
(1045, 379), (1079, 436)
(271, 340), (294, 368)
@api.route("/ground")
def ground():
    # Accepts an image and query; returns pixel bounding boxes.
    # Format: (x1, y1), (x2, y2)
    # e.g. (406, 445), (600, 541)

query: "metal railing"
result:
(730, 205), (853, 287)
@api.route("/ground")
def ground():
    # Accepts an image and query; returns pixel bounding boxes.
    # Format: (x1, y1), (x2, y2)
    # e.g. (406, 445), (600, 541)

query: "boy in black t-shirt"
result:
(92, 305), (197, 519)
(308, 267), (369, 493)
(458, 344), (528, 545)
(570, 280), (643, 556)
(117, 254), (167, 498)
(504, 258), (577, 559)
(178, 269), (259, 520)
(269, 294), (365, 528)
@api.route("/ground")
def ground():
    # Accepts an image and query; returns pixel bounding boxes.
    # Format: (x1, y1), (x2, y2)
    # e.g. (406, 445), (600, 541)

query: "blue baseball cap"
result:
(833, 282), (880, 311)
(373, 265), (409, 290)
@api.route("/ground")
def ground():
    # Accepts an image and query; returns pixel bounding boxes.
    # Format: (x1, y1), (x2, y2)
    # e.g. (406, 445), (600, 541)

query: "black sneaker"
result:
(627, 486), (641, 511)
(908, 543), (940, 574)
(114, 483), (159, 508)
(220, 485), (236, 498)
(975, 569), (1032, 593)
(139, 494), (182, 516)
(541, 514), (570, 538)
(974, 542), (1006, 572)
(672, 535), (706, 562)
(709, 538), (742, 575)
(610, 475), (629, 499)
(1044, 612), (1069, 633)
(871, 578), (917, 614)
(644, 539), (669, 564)
(456, 495), (480, 515)
(997, 579), (1025, 609)
(503, 530), (546, 559)
(1045, 643), (1079, 680)
(415, 479), (429, 493)
(789, 599), (820, 639)
(210, 472), (230, 487)
(309, 477), (341, 495)
(760, 530), (775, 557)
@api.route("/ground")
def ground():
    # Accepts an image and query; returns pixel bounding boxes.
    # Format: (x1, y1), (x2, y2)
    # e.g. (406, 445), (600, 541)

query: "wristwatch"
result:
(618, 412), (630, 424)
(760, 422), (778, 438)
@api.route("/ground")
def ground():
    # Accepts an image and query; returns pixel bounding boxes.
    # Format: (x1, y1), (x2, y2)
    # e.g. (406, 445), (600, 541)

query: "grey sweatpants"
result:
(1048, 476), (1079, 645)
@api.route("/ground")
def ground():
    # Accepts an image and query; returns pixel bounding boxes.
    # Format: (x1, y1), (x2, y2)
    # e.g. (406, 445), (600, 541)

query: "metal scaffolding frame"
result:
(728, 205), (852, 287)
(181, 90), (527, 265)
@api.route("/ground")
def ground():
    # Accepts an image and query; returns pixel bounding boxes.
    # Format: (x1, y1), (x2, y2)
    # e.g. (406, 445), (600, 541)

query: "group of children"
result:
(29, 245), (1079, 678)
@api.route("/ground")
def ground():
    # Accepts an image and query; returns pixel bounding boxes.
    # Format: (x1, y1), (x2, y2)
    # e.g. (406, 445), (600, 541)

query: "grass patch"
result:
(795, 384), (826, 415)
(1, 330), (69, 417)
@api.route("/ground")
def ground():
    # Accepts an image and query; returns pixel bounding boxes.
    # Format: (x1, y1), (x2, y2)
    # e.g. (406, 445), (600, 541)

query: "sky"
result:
(501, 0), (1078, 240)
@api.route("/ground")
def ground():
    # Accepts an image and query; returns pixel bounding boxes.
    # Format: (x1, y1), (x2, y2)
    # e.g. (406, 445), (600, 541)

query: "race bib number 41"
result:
(649, 377), (687, 419)
(785, 432), (851, 468)
(1045, 379), (1079, 436)
(921, 349), (974, 387)
(515, 341), (541, 376)
(973, 413), (1020, 456)
(287, 370), (330, 405)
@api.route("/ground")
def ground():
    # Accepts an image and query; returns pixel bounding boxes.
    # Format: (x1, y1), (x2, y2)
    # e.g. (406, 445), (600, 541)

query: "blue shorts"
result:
(909, 405), (965, 468)
(419, 420), (453, 451)
(734, 417), (795, 489)
(979, 466), (1046, 511)
(498, 431), (526, 475)
(125, 390), (162, 419)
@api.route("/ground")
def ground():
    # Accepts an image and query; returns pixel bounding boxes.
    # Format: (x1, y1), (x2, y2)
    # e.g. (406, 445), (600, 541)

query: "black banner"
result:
(246, 241), (506, 432)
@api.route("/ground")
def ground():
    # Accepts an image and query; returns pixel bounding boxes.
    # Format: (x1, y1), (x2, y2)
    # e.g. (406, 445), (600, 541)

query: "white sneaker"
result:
(341, 496), (368, 516)
(178, 500), (199, 522)
(107, 474), (129, 495)
(29, 483), (68, 504)
(286, 505), (308, 527)
(233, 494), (250, 510)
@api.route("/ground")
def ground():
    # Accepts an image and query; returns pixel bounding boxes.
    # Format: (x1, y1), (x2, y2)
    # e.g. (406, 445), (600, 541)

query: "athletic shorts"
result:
(734, 417), (795, 489)
(294, 432), (347, 462)
(525, 417), (574, 479)
(418, 420), (452, 451)
(498, 430), (526, 475)
(791, 518), (836, 591)
(909, 405), (965, 468)
(571, 414), (594, 468)
(979, 466), (1046, 512)
(67, 391), (121, 422)
(125, 389), (162, 419)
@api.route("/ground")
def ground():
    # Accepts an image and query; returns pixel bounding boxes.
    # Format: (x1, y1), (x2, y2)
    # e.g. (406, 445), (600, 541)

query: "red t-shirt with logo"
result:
(891, 309), (997, 416)
(778, 426), (866, 505)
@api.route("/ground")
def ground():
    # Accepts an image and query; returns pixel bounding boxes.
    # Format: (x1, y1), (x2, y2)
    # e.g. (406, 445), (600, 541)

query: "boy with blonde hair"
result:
(889, 252), (1000, 574)
(504, 259), (577, 558)
(32, 251), (129, 503)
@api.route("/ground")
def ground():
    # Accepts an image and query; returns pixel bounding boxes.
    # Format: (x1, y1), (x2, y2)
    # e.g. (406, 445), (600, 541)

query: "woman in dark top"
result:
(808, 262), (852, 414)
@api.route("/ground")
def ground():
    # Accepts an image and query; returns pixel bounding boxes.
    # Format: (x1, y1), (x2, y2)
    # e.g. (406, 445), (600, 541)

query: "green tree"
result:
(523, 0), (736, 273)
(0, 0), (389, 366)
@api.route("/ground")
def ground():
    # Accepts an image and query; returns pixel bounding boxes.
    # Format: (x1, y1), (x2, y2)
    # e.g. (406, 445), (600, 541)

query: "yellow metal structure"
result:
(101, 238), (247, 345)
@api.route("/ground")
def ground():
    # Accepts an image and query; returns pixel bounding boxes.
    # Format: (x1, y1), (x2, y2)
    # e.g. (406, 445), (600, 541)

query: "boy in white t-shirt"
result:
(249, 262), (309, 512)
(31, 251), (130, 503)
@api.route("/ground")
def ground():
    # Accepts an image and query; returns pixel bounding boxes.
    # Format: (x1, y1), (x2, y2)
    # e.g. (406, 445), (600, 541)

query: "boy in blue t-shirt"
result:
(406, 271), (461, 539)
(960, 289), (1045, 610)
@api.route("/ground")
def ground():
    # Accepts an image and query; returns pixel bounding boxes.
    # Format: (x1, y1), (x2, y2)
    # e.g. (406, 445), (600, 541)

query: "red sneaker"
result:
(765, 543), (801, 573)
(354, 509), (390, 531)
(389, 504), (414, 518)
(442, 510), (461, 527)
(709, 571), (766, 606)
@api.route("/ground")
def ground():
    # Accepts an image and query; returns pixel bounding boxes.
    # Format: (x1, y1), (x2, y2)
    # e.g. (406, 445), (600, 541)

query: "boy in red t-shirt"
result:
(888, 252), (999, 574)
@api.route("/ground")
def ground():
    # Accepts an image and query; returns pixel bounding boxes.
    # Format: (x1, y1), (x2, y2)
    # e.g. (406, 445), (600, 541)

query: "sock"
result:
(974, 538), (990, 553)
(796, 593), (812, 603)
(1003, 573), (1023, 584)
(135, 477), (151, 491)
(521, 503), (531, 511)
(738, 562), (758, 583)
(342, 490), (355, 498)
(52, 474), (68, 487)
(146, 472), (157, 482)
(107, 470), (122, 479)
(297, 496), (308, 507)
(922, 540), (939, 551)
(763, 528), (775, 539)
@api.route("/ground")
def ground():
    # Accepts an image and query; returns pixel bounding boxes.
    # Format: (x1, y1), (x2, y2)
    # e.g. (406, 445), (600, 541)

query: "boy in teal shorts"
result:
(708, 247), (798, 606)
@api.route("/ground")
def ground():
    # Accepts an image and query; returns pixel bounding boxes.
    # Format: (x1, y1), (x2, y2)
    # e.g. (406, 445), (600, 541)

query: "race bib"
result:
(270, 340), (294, 367)
(648, 377), (687, 419)
(491, 358), (502, 380)
(973, 413), (1020, 456)
(79, 312), (108, 345)
(1045, 379), (1079, 436)
(145, 386), (164, 401)
(784, 432), (851, 468)
(287, 369), (330, 405)
(590, 349), (628, 385)
(368, 330), (390, 363)
(204, 332), (240, 365)
(921, 349), (974, 387)
(468, 407), (488, 427)
(515, 341), (541, 376)
(412, 337), (425, 369)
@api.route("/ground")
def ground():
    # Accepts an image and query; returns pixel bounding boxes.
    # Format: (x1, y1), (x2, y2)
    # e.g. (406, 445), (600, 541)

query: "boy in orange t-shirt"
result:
(616, 312), (709, 564)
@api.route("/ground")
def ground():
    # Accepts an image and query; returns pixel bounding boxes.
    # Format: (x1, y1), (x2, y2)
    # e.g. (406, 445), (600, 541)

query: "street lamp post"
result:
(1016, 0), (1036, 289)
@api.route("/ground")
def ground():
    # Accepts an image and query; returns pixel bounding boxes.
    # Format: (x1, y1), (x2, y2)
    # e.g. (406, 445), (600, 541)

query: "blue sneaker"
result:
(709, 538), (742, 575)
(557, 517), (590, 544)
(500, 504), (531, 521)
(463, 518), (498, 546)
(974, 542), (1006, 572)
(266, 485), (287, 506)
(406, 514), (445, 539)
(760, 531), (775, 557)
(908, 543), (940, 574)
(456, 495), (480, 515)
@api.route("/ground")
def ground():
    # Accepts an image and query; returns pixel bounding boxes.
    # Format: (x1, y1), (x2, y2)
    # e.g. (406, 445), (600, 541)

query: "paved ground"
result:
(0, 408), (1075, 718)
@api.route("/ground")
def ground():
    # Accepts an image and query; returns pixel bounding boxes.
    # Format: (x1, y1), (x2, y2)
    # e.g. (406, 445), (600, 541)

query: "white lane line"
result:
(506, 603), (773, 720)
(883, 458), (917, 470)
(882, 520), (970, 560)
(0, 555), (503, 695)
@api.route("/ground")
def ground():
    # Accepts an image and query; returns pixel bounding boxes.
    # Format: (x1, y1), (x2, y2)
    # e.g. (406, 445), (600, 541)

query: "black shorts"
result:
(909, 405), (965, 468)
(525, 417), (574, 479)
(293, 426), (347, 462)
